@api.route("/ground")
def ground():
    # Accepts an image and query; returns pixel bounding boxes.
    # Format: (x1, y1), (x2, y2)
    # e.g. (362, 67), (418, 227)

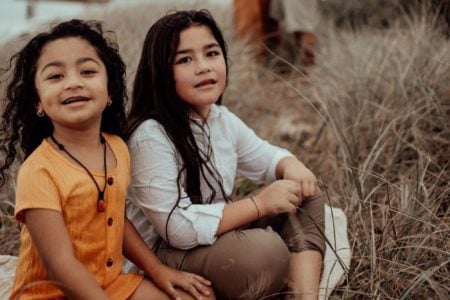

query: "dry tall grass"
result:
(1, 0), (449, 299)
(308, 12), (449, 299)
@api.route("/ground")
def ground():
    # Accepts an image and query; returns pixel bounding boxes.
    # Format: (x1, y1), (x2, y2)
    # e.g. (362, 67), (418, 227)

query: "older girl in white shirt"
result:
(126, 10), (325, 300)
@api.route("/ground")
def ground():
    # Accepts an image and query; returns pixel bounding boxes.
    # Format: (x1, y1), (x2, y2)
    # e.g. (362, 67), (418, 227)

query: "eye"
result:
(175, 56), (192, 64)
(81, 69), (97, 75)
(46, 73), (63, 80)
(207, 50), (221, 57)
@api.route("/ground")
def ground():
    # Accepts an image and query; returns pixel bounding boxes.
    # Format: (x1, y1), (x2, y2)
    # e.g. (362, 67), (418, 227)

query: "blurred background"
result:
(0, 0), (230, 42)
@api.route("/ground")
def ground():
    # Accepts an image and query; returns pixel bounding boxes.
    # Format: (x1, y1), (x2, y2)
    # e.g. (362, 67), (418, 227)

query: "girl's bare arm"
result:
(216, 179), (301, 235)
(25, 209), (109, 300)
(275, 156), (318, 198)
(122, 218), (212, 300)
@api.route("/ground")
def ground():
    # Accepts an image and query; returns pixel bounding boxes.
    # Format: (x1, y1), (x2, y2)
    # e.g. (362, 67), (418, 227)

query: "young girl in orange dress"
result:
(126, 10), (325, 299)
(0, 19), (214, 300)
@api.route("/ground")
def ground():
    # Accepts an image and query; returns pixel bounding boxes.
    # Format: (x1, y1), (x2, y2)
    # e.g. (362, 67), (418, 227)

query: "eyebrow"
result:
(39, 57), (101, 75)
(175, 43), (220, 55)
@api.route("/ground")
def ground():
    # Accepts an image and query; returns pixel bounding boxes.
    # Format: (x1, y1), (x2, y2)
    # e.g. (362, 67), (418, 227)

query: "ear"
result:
(36, 102), (44, 116)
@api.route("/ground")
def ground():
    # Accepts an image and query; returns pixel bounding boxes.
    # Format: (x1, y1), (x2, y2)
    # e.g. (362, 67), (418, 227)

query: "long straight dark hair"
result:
(127, 10), (230, 242)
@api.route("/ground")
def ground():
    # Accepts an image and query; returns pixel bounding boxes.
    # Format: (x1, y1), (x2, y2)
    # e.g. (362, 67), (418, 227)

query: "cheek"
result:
(34, 76), (54, 103)
(34, 85), (48, 105)
(100, 76), (109, 91)
(218, 66), (227, 89)
(34, 79), (43, 99)
(173, 71), (189, 92)
(174, 81), (188, 100)
(217, 59), (227, 78)
(173, 68), (185, 85)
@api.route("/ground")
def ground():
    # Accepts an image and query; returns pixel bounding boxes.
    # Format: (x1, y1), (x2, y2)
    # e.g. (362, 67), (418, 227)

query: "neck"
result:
(52, 126), (102, 149)
(190, 105), (211, 123)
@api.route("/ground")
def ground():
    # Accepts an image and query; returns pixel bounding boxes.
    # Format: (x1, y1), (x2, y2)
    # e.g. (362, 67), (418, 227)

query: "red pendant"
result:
(97, 199), (106, 212)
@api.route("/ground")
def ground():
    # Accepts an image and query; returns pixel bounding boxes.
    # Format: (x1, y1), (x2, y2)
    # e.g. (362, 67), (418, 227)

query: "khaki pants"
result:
(156, 194), (325, 300)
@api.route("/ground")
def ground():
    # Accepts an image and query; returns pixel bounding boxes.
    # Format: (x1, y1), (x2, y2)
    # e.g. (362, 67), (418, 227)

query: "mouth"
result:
(61, 96), (90, 105)
(194, 79), (217, 88)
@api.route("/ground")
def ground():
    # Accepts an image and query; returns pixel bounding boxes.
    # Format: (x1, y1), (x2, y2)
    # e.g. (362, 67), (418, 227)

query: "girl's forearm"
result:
(25, 209), (109, 300)
(275, 156), (304, 180)
(47, 256), (110, 300)
(122, 218), (164, 279)
(216, 157), (304, 236)
(215, 197), (260, 236)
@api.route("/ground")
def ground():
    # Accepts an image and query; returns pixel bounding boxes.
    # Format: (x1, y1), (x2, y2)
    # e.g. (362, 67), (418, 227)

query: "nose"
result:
(64, 73), (84, 90)
(195, 58), (211, 75)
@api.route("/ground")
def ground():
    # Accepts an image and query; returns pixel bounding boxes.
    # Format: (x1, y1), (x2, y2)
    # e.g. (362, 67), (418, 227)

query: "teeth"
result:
(196, 80), (216, 87)
(62, 97), (88, 104)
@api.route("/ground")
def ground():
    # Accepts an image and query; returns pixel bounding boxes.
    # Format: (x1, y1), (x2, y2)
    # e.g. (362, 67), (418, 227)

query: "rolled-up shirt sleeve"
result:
(227, 110), (294, 183)
(128, 121), (225, 249)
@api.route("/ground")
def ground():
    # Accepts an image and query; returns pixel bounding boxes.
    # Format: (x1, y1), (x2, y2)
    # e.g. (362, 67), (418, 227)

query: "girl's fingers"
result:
(180, 281), (203, 299)
(288, 203), (297, 214)
(301, 181), (311, 197)
(310, 180), (317, 195)
(190, 273), (211, 286)
(302, 180), (317, 198)
(191, 281), (210, 297)
(192, 279), (211, 296)
(285, 181), (302, 196)
(177, 273), (211, 299)
(290, 184), (303, 200)
(288, 194), (300, 206)
(183, 274), (211, 297)
(165, 284), (181, 300)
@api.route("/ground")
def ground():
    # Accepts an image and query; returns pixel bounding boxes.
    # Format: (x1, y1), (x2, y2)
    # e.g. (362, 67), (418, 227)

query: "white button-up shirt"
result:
(126, 105), (293, 252)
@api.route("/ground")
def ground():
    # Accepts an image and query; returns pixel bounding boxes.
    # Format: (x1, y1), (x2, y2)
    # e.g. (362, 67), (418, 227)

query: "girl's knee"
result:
(130, 279), (216, 300)
(129, 279), (169, 300)
(285, 192), (326, 256)
(211, 229), (290, 299)
(243, 228), (290, 266)
(227, 228), (290, 268)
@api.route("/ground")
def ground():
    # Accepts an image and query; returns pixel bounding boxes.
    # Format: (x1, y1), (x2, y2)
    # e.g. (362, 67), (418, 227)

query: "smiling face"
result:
(173, 24), (227, 119)
(34, 37), (109, 133)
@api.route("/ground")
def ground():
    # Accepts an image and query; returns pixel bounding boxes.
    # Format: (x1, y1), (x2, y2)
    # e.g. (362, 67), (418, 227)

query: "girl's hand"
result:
(151, 263), (212, 300)
(278, 158), (318, 200)
(254, 179), (302, 217)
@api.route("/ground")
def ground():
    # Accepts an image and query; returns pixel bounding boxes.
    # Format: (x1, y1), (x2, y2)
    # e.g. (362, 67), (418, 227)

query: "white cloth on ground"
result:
(319, 204), (351, 299)
(0, 255), (17, 299)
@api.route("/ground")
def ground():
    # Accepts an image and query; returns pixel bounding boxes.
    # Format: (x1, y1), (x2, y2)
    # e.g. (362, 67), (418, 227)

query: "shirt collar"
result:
(190, 104), (222, 123)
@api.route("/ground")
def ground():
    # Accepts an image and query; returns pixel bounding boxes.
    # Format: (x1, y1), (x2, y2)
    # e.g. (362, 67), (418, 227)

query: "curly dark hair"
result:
(127, 10), (229, 245)
(0, 19), (128, 187)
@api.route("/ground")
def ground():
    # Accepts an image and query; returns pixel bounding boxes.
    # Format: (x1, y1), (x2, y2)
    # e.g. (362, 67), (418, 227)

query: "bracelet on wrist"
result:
(250, 196), (261, 218)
